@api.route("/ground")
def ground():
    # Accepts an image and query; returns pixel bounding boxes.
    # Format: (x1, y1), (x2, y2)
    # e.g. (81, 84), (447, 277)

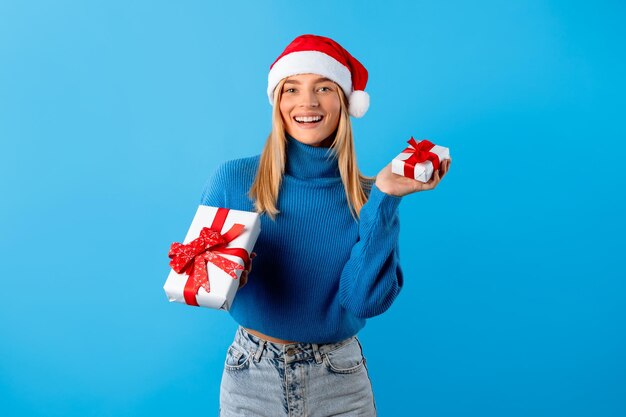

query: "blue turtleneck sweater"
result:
(200, 135), (403, 343)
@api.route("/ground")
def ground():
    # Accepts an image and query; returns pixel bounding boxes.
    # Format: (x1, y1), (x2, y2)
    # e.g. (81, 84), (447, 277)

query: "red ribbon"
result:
(168, 208), (251, 306)
(401, 137), (441, 179)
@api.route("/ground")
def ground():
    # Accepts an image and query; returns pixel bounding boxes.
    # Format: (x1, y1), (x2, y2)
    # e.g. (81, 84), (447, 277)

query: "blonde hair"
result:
(249, 78), (374, 220)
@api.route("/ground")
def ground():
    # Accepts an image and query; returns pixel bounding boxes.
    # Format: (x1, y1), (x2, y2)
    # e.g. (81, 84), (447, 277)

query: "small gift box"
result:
(391, 137), (450, 183)
(163, 206), (261, 311)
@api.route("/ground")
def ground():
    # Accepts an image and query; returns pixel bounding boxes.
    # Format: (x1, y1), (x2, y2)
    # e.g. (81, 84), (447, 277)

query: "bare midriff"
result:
(244, 327), (297, 345)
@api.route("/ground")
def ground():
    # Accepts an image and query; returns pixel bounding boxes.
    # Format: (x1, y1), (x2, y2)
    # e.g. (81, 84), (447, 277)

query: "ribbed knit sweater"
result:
(200, 134), (404, 343)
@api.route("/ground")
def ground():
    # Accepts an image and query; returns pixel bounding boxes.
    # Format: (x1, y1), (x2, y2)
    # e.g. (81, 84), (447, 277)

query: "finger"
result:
(239, 272), (248, 289)
(430, 169), (441, 188)
(248, 252), (256, 273)
(440, 160), (450, 178)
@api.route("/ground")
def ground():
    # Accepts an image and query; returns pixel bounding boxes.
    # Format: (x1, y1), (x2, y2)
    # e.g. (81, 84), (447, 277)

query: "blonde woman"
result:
(201, 34), (450, 417)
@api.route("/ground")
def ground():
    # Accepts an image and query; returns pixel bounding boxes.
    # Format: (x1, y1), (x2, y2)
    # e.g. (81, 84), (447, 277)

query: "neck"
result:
(284, 133), (341, 180)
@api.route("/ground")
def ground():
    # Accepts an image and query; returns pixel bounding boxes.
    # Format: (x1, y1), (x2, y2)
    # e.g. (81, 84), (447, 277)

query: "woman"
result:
(201, 34), (450, 417)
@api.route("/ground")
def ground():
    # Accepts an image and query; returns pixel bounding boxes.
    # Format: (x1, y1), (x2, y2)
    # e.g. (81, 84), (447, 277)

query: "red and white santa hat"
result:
(267, 34), (370, 118)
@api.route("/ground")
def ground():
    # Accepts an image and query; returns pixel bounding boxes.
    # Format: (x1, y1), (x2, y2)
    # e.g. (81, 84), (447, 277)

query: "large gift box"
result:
(163, 206), (261, 311)
(391, 137), (451, 183)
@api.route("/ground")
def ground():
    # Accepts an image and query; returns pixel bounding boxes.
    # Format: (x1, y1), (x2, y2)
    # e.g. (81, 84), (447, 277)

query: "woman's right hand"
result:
(239, 252), (256, 289)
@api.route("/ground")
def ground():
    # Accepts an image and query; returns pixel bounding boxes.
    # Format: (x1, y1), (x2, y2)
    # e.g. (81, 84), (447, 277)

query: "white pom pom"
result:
(348, 90), (370, 118)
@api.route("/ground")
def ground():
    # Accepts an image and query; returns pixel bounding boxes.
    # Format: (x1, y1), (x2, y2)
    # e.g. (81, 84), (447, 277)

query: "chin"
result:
(288, 128), (329, 146)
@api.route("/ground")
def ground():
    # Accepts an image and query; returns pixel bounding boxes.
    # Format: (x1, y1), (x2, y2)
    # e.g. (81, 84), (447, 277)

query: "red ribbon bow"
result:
(168, 208), (251, 306)
(402, 137), (440, 179)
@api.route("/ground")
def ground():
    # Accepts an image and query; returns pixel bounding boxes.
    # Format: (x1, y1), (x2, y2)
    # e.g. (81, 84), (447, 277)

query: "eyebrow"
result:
(284, 77), (333, 85)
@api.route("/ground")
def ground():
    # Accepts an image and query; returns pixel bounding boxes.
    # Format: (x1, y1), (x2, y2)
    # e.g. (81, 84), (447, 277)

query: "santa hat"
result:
(267, 34), (370, 118)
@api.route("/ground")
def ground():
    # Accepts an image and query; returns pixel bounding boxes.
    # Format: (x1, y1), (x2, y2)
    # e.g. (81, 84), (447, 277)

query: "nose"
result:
(299, 89), (319, 107)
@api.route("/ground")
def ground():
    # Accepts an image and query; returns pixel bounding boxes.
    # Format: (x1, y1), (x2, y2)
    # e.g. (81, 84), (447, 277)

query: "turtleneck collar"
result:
(284, 132), (341, 179)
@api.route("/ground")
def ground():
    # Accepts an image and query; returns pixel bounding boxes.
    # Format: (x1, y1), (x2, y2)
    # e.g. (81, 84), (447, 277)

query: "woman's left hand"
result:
(375, 158), (451, 197)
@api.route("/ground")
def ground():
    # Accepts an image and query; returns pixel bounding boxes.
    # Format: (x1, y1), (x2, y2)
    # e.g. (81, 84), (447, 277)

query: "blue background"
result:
(1, 1), (624, 416)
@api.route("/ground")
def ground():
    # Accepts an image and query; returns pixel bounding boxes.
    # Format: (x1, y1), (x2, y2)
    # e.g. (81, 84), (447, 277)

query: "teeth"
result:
(295, 116), (322, 123)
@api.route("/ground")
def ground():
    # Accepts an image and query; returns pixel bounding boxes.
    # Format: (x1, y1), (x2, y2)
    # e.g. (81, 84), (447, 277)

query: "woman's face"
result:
(279, 73), (341, 147)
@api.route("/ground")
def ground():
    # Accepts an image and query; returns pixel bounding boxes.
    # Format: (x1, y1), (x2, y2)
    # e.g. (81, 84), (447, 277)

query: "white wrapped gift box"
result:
(391, 139), (450, 183)
(163, 205), (261, 311)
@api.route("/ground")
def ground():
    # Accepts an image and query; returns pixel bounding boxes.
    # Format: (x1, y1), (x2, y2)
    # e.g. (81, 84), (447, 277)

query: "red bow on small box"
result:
(168, 208), (251, 306)
(402, 137), (440, 179)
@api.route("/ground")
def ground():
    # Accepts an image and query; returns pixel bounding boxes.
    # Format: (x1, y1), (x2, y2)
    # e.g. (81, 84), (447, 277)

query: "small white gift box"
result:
(391, 137), (450, 183)
(164, 205), (261, 311)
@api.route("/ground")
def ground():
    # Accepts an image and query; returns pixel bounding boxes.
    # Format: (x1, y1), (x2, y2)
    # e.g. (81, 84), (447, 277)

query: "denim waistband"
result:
(233, 326), (356, 363)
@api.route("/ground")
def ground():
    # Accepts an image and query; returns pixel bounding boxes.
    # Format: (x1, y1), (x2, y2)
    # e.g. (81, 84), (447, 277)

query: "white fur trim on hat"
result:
(267, 50), (353, 104)
(349, 90), (370, 118)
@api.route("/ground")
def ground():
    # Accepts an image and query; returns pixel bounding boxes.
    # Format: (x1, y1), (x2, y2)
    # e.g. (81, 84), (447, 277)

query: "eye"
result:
(318, 86), (332, 92)
(284, 87), (296, 93)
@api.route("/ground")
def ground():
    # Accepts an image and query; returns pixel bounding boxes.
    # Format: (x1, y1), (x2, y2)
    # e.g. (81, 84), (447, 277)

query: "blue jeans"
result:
(219, 326), (377, 416)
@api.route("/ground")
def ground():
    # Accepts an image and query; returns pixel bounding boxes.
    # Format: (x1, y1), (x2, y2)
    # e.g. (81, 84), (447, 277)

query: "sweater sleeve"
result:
(199, 162), (228, 207)
(338, 184), (404, 318)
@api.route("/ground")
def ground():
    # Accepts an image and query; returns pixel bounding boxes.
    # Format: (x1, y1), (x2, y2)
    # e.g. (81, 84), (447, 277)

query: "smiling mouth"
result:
(294, 115), (323, 124)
